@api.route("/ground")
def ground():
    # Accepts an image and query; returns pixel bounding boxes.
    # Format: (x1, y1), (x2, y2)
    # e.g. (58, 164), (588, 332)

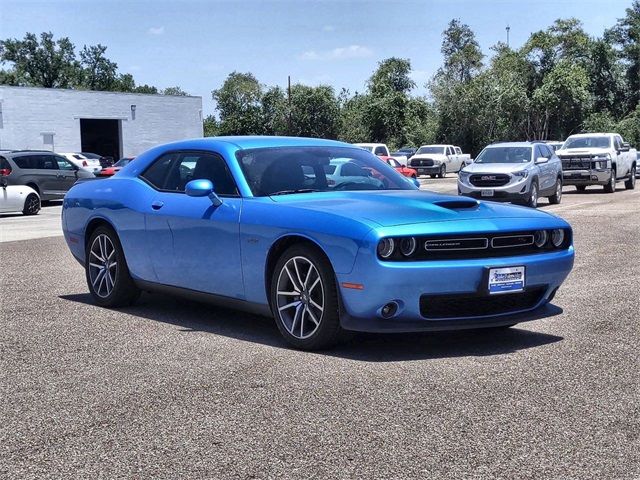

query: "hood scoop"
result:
(432, 199), (479, 210)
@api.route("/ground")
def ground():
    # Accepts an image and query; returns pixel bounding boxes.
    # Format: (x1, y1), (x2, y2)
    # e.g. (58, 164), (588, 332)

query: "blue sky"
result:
(1, 0), (632, 115)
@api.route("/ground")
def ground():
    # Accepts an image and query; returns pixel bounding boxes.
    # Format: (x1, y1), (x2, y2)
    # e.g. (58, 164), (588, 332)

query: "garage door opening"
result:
(80, 119), (121, 160)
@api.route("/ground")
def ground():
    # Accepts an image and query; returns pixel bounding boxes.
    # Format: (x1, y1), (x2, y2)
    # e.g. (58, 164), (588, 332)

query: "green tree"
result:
(203, 115), (219, 137)
(163, 86), (188, 96)
(212, 72), (264, 135)
(289, 84), (340, 138)
(113, 73), (136, 92)
(337, 91), (370, 143)
(79, 44), (118, 90)
(133, 84), (158, 94)
(441, 19), (484, 82)
(0, 32), (79, 88)
(587, 40), (627, 118)
(261, 86), (288, 135)
(605, 1), (640, 111)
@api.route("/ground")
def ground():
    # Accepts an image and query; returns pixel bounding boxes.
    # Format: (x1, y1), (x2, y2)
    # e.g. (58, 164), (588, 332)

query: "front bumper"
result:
(562, 169), (610, 185)
(458, 176), (531, 203)
(411, 165), (442, 176)
(336, 244), (574, 333)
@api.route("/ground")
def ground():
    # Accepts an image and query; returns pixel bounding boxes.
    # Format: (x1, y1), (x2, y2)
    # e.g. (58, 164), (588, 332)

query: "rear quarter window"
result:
(13, 155), (37, 169)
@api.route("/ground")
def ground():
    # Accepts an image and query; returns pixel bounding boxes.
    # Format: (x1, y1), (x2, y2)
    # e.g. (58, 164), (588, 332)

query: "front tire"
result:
(604, 168), (616, 193)
(22, 193), (40, 215)
(270, 244), (344, 350)
(625, 166), (636, 190)
(548, 178), (562, 204)
(527, 180), (539, 208)
(438, 164), (446, 178)
(86, 226), (140, 307)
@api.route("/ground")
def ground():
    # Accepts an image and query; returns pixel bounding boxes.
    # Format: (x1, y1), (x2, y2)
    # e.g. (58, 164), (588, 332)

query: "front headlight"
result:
(458, 171), (470, 180)
(593, 153), (611, 161)
(513, 170), (529, 179)
(377, 238), (395, 259)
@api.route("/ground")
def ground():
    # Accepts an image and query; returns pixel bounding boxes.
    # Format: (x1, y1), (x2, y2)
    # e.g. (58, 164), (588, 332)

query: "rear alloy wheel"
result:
(438, 164), (446, 179)
(625, 166), (636, 190)
(22, 193), (40, 215)
(604, 169), (616, 193)
(548, 178), (562, 205)
(86, 226), (140, 307)
(527, 181), (538, 208)
(271, 244), (343, 350)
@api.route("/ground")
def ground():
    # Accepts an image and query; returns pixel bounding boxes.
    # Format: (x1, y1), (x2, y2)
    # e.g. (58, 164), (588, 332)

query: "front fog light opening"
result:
(399, 237), (417, 256)
(551, 229), (565, 247)
(534, 230), (548, 248)
(381, 301), (399, 318)
(377, 238), (395, 259)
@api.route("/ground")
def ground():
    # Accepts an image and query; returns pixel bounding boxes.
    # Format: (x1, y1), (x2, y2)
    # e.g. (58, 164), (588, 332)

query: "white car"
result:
(0, 178), (40, 215)
(408, 144), (468, 178)
(59, 153), (102, 174)
(354, 143), (391, 157)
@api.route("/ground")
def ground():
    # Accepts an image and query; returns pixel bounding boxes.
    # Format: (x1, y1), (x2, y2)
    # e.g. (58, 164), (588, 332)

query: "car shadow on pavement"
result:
(60, 293), (564, 362)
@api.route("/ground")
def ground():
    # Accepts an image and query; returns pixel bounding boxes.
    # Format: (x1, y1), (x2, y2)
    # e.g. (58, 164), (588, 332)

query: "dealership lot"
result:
(1, 178), (638, 478)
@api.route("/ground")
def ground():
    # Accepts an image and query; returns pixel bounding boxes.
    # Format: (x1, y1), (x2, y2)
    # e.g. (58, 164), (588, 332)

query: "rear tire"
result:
(548, 178), (562, 204)
(604, 168), (616, 193)
(86, 226), (140, 307)
(270, 244), (344, 350)
(625, 166), (636, 190)
(22, 193), (40, 215)
(576, 185), (587, 192)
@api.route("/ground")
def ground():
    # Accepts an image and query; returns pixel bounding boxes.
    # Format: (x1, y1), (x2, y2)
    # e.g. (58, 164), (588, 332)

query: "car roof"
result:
(486, 142), (536, 148)
(566, 133), (616, 138)
(161, 136), (353, 151)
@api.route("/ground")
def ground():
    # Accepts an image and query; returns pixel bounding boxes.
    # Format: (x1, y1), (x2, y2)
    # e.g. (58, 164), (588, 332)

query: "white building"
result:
(0, 86), (203, 159)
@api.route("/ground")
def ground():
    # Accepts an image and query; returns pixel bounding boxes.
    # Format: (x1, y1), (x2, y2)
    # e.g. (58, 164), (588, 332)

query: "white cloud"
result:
(322, 25), (335, 32)
(299, 45), (373, 61)
(147, 26), (165, 35)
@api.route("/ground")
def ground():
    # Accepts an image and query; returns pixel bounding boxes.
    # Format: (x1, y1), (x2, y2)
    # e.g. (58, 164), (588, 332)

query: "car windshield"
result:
(355, 145), (374, 153)
(475, 147), (532, 164)
(562, 137), (611, 149)
(416, 146), (445, 154)
(114, 157), (133, 167)
(236, 146), (417, 196)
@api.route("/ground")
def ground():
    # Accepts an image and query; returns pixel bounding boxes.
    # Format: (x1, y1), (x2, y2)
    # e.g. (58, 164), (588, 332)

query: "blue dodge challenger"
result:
(62, 136), (575, 349)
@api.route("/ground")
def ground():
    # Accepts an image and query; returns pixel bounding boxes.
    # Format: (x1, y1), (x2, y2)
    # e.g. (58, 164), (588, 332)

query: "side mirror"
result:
(619, 142), (630, 152)
(185, 179), (222, 207)
(535, 157), (549, 164)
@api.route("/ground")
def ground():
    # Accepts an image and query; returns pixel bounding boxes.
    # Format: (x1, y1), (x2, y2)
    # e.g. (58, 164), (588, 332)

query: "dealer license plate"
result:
(481, 189), (494, 197)
(488, 266), (525, 295)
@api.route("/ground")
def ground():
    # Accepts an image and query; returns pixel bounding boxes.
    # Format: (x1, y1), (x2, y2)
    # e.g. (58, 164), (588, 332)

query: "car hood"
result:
(411, 153), (447, 160)
(556, 148), (610, 156)
(269, 190), (559, 227)
(462, 163), (531, 174)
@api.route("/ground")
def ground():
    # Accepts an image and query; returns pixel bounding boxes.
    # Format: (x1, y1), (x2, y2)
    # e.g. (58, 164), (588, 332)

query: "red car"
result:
(97, 157), (135, 177)
(380, 156), (418, 179)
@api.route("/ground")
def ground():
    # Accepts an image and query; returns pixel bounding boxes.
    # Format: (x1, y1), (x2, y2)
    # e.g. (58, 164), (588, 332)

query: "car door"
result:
(53, 155), (80, 192)
(535, 145), (553, 191)
(141, 150), (244, 299)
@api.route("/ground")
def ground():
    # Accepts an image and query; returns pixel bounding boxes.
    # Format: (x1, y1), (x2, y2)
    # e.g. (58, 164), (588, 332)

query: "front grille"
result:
(410, 158), (434, 167)
(381, 230), (571, 261)
(420, 287), (546, 319)
(559, 156), (593, 170)
(470, 174), (510, 187)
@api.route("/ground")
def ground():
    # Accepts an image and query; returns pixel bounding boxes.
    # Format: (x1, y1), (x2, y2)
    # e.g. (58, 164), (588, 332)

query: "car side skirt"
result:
(134, 279), (273, 318)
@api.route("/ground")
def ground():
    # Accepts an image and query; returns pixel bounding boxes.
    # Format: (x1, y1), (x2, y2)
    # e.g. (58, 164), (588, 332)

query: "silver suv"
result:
(457, 142), (563, 208)
(1, 150), (94, 201)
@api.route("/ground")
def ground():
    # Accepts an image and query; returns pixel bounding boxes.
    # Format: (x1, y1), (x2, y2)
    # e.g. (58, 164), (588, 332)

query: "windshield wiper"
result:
(269, 188), (320, 196)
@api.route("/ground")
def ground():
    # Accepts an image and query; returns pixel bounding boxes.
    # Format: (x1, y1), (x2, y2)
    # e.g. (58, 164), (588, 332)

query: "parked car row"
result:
(0, 149), (133, 215)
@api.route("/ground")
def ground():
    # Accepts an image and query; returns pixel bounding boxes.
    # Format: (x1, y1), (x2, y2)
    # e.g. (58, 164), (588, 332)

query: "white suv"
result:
(458, 142), (563, 208)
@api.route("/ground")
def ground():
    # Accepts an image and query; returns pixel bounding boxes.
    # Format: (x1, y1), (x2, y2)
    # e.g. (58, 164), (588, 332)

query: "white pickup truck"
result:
(408, 144), (471, 178)
(556, 133), (637, 192)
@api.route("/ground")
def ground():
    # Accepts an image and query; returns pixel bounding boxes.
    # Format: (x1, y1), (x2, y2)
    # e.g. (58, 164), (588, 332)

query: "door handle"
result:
(151, 201), (164, 210)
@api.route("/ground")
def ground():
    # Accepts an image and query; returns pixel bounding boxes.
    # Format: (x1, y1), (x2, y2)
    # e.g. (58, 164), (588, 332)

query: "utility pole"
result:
(287, 75), (292, 136)
(506, 25), (511, 48)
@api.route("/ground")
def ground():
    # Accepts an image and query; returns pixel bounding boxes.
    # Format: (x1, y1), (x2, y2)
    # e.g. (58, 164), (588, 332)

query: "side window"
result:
(447, 147), (453, 156)
(374, 146), (385, 155)
(55, 156), (75, 170)
(455, 147), (462, 154)
(140, 152), (180, 189)
(13, 156), (32, 169)
(539, 145), (552, 158)
(341, 162), (368, 177)
(614, 136), (623, 150)
(180, 152), (238, 195)
(39, 155), (58, 170)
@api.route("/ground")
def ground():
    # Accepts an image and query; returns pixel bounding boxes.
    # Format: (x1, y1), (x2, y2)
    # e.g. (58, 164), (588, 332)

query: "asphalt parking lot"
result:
(1, 177), (638, 479)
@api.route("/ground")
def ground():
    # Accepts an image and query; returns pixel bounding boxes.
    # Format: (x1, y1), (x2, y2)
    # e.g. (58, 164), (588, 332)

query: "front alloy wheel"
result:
(86, 226), (140, 307)
(438, 164), (446, 178)
(271, 244), (344, 350)
(22, 193), (40, 215)
(527, 181), (538, 208)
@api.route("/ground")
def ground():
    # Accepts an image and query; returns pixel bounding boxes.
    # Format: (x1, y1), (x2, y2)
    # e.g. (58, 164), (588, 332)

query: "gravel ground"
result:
(0, 181), (638, 479)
